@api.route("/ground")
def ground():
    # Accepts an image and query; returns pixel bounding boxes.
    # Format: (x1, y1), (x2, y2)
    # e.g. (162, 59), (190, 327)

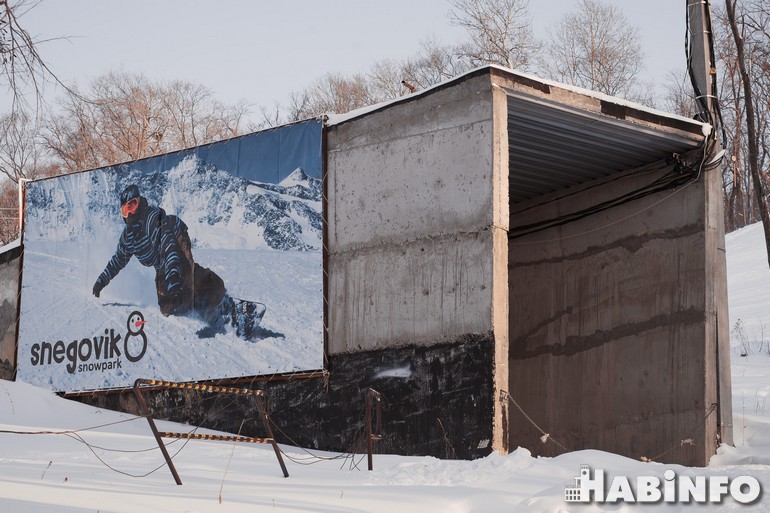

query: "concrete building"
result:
(1, 66), (732, 466)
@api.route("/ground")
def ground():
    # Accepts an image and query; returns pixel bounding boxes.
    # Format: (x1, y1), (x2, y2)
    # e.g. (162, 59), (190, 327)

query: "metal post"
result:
(366, 388), (382, 471)
(132, 378), (289, 481)
(687, 0), (717, 123)
(255, 395), (289, 478)
(18, 179), (25, 236)
(366, 391), (373, 471)
(132, 379), (183, 485)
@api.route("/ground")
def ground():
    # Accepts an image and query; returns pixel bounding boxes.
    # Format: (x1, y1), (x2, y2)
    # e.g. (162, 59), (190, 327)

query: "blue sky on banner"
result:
(124, 120), (322, 182)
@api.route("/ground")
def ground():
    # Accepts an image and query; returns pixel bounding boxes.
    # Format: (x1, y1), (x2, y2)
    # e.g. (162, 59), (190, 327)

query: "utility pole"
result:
(687, 0), (734, 448)
(687, 0), (719, 125)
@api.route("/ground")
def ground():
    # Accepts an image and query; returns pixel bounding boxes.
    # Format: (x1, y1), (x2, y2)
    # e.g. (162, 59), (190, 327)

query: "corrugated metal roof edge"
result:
(326, 65), (709, 139)
(489, 66), (707, 136)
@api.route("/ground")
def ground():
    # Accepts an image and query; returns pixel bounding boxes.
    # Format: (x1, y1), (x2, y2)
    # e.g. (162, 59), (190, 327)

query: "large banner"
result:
(17, 120), (324, 392)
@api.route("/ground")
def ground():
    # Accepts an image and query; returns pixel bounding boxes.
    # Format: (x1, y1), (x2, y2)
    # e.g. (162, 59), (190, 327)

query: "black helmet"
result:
(120, 184), (141, 205)
(120, 184), (143, 220)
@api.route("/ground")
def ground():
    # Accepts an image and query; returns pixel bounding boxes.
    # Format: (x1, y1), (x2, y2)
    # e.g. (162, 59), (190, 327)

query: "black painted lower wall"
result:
(71, 334), (495, 460)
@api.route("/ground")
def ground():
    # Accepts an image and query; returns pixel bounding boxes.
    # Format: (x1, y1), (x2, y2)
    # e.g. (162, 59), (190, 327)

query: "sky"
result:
(6, 0), (689, 121)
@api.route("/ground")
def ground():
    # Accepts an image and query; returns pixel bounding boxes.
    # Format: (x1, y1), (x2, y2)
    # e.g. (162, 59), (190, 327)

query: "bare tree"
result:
(260, 66), (407, 126)
(284, 72), (374, 122)
(544, 0), (644, 98)
(160, 80), (247, 149)
(746, 2), (770, 185)
(45, 71), (248, 173)
(0, 110), (60, 241)
(725, 0), (770, 264)
(369, 39), (472, 101)
(662, 70), (698, 118)
(0, 180), (19, 244)
(399, 39), (473, 91)
(256, 38), (474, 129)
(367, 58), (408, 102)
(1, 0), (49, 112)
(714, 5), (751, 231)
(1, 0), (77, 121)
(0, 109), (45, 183)
(449, 0), (539, 70)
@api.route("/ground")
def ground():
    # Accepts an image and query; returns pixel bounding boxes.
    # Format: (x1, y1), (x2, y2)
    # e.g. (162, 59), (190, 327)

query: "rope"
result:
(499, 390), (569, 452)
(641, 403), (718, 463)
(218, 419), (245, 504)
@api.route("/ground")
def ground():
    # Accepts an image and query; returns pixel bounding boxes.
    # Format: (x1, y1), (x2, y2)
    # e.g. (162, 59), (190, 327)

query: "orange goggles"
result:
(121, 197), (139, 218)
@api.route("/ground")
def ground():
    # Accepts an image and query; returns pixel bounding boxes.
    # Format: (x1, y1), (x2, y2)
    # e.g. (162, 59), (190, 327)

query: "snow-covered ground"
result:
(2, 223), (770, 511)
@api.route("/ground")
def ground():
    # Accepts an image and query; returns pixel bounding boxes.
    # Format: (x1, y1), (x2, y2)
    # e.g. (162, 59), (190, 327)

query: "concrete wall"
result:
(324, 70), (509, 454)
(506, 159), (725, 466)
(0, 245), (21, 380)
(326, 72), (498, 352)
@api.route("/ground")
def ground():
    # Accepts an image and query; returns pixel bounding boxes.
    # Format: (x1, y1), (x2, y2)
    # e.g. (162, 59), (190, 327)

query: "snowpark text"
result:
(565, 465), (761, 504)
(27, 311), (148, 374)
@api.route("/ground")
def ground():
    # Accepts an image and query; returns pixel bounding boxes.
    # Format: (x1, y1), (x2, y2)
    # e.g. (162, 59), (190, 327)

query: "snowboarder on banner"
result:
(92, 184), (265, 339)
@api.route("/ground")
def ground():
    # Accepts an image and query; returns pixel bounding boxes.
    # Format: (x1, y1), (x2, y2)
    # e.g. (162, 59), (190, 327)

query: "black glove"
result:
(92, 280), (104, 298)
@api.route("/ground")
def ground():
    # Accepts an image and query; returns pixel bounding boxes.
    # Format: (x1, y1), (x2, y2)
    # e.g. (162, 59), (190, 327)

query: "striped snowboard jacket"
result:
(96, 203), (190, 295)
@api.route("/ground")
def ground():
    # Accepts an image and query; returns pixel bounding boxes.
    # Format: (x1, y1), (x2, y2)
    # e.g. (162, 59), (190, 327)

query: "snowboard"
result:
(228, 297), (267, 340)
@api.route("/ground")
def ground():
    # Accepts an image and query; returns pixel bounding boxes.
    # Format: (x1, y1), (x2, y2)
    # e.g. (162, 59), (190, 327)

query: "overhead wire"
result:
(508, 142), (717, 242)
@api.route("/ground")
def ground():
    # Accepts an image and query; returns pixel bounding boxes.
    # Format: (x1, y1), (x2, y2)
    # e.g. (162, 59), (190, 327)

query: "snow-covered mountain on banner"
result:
(23, 155), (323, 251)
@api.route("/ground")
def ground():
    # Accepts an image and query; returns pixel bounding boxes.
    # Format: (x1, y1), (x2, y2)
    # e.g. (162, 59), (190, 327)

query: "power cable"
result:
(508, 130), (722, 242)
(63, 426), (199, 479)
(268, 408), (371, 470)
(0, 415), (199, 478)
(0, 414), (147, 435)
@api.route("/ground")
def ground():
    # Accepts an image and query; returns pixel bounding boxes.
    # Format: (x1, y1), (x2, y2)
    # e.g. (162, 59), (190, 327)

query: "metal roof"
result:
(326, 65), (708, 205)
(505, 90), (705, 204)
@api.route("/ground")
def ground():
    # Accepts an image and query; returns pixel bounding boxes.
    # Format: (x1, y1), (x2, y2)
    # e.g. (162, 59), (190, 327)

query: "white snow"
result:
(2, 222), (770, 511)
(279, 168), (310, 188)
(0, 238), (21, 254)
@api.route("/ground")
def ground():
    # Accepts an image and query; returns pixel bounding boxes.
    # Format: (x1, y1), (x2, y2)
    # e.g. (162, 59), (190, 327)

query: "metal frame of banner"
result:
(132, 378), (289, 485)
